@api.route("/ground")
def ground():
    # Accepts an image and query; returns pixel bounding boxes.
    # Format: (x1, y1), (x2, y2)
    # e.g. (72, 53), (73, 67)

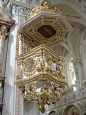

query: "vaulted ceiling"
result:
(50, 0), (86, 58)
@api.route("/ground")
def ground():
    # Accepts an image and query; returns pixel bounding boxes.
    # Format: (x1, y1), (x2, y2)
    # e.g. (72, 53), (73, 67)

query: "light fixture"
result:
(15, 0), (73, 113)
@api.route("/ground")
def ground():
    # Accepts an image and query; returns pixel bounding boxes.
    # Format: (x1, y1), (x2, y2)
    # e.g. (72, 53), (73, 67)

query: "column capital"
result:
(72, 57), (81, 62)
(72, 58), (82, 67)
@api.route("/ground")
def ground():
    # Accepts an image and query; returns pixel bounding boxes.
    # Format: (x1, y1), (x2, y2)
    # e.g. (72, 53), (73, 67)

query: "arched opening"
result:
(63, 105), (80, 115)
(49, 111), (58, 115)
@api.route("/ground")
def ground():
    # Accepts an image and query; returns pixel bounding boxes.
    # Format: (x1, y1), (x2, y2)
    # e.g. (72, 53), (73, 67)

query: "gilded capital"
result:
(0, 25), (7, 39)
(18, 33), (23, 41)
(0, 31), (7, 39)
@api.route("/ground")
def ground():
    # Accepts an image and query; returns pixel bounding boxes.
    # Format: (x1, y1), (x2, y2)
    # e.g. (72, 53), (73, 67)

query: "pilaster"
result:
(72, 58), (84, 89)
(0, 25), (7, 77)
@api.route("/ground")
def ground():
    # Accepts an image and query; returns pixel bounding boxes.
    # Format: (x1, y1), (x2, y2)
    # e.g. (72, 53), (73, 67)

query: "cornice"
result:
(72, 57), (82, 63)
(11, 1), (33, 10)
(0, 20), (15, 27)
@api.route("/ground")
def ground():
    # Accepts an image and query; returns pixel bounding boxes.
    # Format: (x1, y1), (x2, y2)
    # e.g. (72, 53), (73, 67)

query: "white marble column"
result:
(2, 23), (19, 115)
(2, 3), (33, 115)
(2, 2), (38, 115)
(2, 7), (24, 114)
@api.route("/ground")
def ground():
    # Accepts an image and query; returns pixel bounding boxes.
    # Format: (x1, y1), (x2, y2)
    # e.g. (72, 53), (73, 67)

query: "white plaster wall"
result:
(24, 101), (40, 115)
(20, 90), (24, 115)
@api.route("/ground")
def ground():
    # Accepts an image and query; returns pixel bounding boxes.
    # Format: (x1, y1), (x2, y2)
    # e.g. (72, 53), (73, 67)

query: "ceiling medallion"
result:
(15, 0), (72, 113)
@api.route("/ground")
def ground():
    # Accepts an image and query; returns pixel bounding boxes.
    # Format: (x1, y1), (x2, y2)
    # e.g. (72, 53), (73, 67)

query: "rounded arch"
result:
(48, 110), (58, 115)
(62, 104), (81, 115)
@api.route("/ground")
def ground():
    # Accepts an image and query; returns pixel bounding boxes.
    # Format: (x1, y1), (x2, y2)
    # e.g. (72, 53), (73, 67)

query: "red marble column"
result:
(0, 25), (7, 77)
(16, 86), (21, 115)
